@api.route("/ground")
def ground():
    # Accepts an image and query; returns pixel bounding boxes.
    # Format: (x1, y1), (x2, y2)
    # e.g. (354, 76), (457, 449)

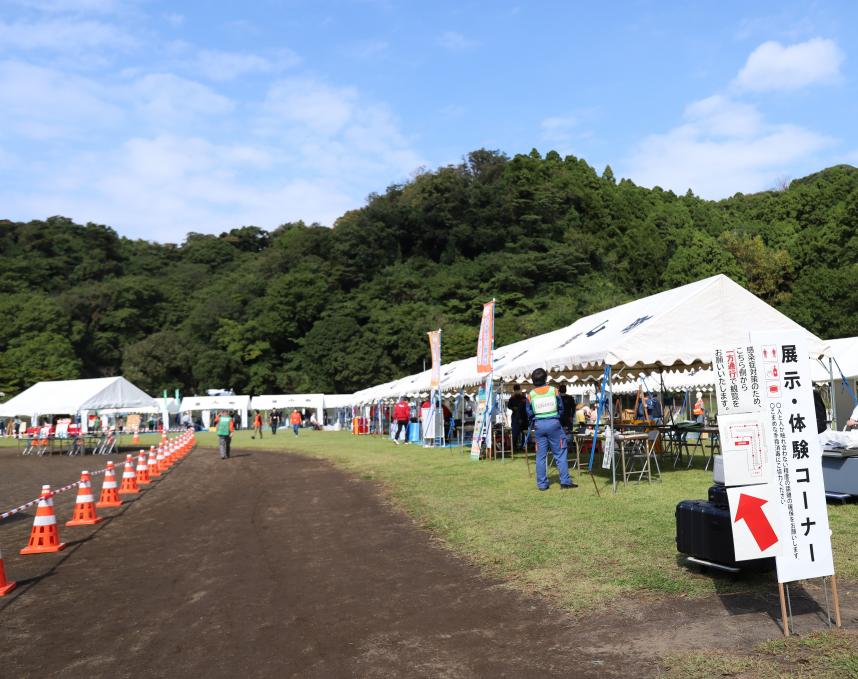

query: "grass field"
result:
(191, 429), (858, 614)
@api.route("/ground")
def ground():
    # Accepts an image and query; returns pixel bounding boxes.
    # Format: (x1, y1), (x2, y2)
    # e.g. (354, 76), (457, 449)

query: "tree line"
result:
(1, 149), (856, 398)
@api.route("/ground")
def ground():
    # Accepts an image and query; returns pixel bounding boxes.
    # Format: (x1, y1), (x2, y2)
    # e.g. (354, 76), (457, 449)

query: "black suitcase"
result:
(675, 499), (774, 572)
(708, 483), (729, 509)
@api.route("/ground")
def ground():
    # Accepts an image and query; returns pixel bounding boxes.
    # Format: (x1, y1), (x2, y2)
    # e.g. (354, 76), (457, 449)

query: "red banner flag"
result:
(428, 330), (442, 389)
(476, 300), (494, 374)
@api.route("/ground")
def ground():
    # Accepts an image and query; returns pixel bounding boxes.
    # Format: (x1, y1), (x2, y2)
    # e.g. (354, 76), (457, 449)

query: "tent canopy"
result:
(497, 275), (826, 380)
(348, 275), (827, 404)
(250, 394), (324, 411)
(180, 395), (251, 412)
(0, 377), (157, 418)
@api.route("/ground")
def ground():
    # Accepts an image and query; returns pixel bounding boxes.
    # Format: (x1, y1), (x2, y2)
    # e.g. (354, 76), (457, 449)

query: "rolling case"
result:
(707, 483), (729, 509)
(675, 499), (773, 572)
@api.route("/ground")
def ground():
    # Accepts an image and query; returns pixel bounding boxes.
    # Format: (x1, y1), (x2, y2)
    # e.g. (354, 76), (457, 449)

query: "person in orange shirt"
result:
(252, 410), (263, 439)
(290, 409), (303, 436)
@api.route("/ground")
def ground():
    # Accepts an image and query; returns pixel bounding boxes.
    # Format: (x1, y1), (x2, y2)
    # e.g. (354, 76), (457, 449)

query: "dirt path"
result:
(0, 447), (854, 678)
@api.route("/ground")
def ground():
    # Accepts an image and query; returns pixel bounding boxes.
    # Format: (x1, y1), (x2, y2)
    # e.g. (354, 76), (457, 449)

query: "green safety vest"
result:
(528, 387), (558, 419)
(216, 415), (231, 436)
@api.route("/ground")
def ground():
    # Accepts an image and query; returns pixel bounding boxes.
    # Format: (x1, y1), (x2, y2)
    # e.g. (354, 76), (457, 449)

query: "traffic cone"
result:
(0, 546), (16, 596)
(158, 445), (170, 472)
(147, 446), (161, 479)
(119, 454), (139, 495)
(96, 461), (122, 508)
(136, 451), (151, 486)
(20, 485), (66, 554)
(66, 471), (103, 526)
(132, 430), (139, 445)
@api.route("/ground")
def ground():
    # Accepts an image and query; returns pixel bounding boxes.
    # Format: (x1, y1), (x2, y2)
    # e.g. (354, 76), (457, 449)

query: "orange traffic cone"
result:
(158, 445), (169, 472)
(20, 485), (66, 554)
(132, 430), (139, 445)
(147, 446), (161, 479)
(119, 454), (139, 495)
(136, 451), (151, 486)
(66, 471), (103, 526)
(0, 546), (16, 596)
(96, 461), (122, 508)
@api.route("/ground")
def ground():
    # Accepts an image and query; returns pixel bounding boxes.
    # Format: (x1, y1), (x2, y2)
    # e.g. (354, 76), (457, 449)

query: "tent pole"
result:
(829, 357), (838, 430)
(609, 366), (616, 494)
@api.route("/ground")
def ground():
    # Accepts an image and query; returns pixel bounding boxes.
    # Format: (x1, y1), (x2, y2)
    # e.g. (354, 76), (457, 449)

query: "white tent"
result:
(0, 376), (158, 431)
(348, 275), (826, 407)
(250, 394), (325, 424)
(180, 395), (251, 429)
(497, 275), (826, 380)
(810, 337), (858, 429)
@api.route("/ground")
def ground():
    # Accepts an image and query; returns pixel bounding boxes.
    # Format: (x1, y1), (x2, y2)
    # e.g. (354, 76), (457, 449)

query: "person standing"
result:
(290, 409), (302, 436)
(692, 392), (705, 424)
(216, 410), (234, 459)
(269, 410), (280, 436)
(526, 368), (575, 491)
(558, 384), (576, 435)
(507, 385), (528, 451)
(392, 397), (411, 445)
(252, 410), (263, 439)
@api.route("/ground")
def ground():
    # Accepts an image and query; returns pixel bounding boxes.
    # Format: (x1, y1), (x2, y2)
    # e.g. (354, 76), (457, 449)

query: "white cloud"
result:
(541, 115), (579, 144)
(132, 73), (234, 125)
(0, 60), (122, 139)
(193, 49), (285, 82)
(625, 94), (833, 197)
(0, 18), (134, 52)
(11, 0), (121, 12)
(734, 38), (844, 92)
(0, 65), (423, 241)
(438, 31), (478, 51)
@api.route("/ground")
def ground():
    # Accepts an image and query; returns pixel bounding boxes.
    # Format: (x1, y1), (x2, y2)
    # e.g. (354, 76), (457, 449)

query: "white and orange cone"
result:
(132, 430), (139, 445)
(66, 471), (103, 526)
(96, 461), (122, 508)
(147, 447), (161, 479)
(136, 451), (151, 485)
(119, 454), (139, 495)
(20, 485), (66, 554)
(158, 445), (169, 472)
(0, 546), (16, 596)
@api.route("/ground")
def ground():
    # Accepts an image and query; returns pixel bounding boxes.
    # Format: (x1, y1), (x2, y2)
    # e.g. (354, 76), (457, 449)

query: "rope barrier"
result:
(0, 465), (112, 523)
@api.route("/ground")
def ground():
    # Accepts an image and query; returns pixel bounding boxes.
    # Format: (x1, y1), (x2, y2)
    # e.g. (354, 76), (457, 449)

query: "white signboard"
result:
(713, 332), (834, 581)
(713, 345), (762, 416)
(727, 485), (782, 560)
(751, 332), (834, 583)
(718, 412), (770, 487)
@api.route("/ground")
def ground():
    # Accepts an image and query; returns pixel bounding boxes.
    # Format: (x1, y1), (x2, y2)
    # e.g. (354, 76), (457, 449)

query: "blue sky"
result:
(1, 0), (856, 242)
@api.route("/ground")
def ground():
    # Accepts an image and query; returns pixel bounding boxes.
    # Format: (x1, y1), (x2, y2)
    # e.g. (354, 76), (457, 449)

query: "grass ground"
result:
(190, 429), (858, 615)
(662, 629), (858, 678)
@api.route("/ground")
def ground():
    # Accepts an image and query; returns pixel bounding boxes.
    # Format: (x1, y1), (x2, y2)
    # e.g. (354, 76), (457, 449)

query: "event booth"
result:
(809, 336), (858, 430)
(250, 394), (324, 427)
(180, 395), (250, 429)
(0, 376), (158, 433)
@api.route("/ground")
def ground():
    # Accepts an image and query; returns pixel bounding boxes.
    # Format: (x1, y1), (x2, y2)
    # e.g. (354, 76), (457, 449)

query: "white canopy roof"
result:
(810, 337), (858, 382)
(497, 275), (826, 380)
(250, 394), (324, 411)
(0, 377), (158, 417)
(348, 275), (825, 404)
(180, 395), (251, 412)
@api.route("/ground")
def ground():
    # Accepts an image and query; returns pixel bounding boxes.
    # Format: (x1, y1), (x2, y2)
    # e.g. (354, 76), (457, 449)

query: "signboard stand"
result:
(777, 576), (841, 637)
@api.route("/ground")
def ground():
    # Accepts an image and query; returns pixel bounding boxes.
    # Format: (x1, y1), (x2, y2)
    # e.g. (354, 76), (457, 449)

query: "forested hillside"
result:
(1, 149), (857, 398)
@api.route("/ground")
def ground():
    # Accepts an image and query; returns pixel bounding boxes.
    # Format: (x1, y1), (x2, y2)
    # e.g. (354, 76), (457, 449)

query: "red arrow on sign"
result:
(734, 493), (778, 551)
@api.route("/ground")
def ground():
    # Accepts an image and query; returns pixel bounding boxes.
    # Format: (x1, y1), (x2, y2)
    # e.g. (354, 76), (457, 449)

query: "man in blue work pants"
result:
(526, 368), (576, 491)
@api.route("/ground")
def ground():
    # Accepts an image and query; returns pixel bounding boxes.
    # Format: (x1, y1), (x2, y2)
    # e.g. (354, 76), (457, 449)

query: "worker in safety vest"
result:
(526, 368), (576, 490)
(692, 391), (705, 424)
(215, 410), (234, 460)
